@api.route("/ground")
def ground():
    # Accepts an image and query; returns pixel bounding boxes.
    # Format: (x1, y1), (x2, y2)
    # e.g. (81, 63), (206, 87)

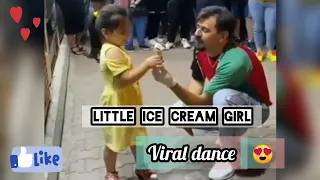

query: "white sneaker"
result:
(190, 35), (195, 43)
(153, 42), (165, 51)
(149, 38), (158, 46)
(165, 42), (175, 50)
(181, 38), (191, 49)
(208, 162), (234, 180)
(156, 37), (165, 43)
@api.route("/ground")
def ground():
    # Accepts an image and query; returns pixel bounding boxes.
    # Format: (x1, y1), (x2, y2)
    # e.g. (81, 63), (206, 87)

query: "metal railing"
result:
(45, 0), (64, 122)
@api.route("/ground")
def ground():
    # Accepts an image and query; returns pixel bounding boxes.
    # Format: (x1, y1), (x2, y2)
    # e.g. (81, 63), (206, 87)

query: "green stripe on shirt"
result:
(204, 47), (253, 95)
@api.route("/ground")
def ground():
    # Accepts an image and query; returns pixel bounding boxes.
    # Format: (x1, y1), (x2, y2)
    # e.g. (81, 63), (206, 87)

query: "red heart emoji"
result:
(10, 6), (22, 23)
(253, 148), (262, 155)
(33, 17), (41, 28)
(20, 28), (30, 41)
(263, 148), (272, 155)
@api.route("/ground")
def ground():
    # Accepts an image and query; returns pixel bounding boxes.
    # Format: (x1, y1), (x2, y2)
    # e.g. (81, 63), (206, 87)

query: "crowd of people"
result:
(51, 0), (276, 63)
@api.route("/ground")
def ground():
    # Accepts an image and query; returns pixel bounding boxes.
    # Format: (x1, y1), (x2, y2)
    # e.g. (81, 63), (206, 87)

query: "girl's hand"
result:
(144, 55), (164, 68)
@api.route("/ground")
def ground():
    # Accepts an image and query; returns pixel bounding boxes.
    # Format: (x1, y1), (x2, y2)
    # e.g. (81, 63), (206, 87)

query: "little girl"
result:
(95, 4), (163, 180)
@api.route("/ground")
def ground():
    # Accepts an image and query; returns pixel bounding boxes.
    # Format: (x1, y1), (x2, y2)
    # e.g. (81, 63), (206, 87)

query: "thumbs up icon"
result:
(17, 147), (33, 168)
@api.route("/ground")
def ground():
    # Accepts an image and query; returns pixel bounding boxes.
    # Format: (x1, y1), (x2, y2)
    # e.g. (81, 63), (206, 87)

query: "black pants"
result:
(196, 0), (231, 15)
(88, 15), (102, 55)
(167, 0), (194, 42)
(55, 0), (85, 34)
(147, 12), (167, 39)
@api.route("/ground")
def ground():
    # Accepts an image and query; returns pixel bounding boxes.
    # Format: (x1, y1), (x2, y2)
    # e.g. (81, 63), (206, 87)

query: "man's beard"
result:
(194, 39), (206, 51)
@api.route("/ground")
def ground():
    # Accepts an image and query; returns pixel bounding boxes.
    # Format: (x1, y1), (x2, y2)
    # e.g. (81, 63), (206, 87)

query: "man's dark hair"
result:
(95, 4), (128, 33)
(197, 6), (236, 39)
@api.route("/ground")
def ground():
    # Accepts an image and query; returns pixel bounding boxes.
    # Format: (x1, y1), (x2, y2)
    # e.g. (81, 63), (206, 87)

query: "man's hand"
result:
(151, 67), (177, 87)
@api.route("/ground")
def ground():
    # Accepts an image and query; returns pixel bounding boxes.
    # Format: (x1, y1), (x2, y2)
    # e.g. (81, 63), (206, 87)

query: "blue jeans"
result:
(127, 16), (147, 47)
(283, 0), (320, 65)
(248, 0), (276, 51)
(196, 89), (270, 136)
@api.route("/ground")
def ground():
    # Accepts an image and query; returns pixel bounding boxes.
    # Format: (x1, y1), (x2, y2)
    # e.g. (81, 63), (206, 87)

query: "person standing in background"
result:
(125, 0), (150, 51)
(195, 0), (231, 14)
(189, 0), (197, 43)
(230, 0), (256, 51)
(86, 0), (111, 62)
(249, 0), (276, 62)
(165, 0), (193, 49)
(82, 0), (91, 43)
(55, 0), (86, 54)
(146, 0), (168, 50)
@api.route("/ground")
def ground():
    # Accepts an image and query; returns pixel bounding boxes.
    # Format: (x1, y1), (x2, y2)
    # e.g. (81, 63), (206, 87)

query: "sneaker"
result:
(267, 50), (276, 62)
(234, 37), (242, 44)
(165, 42), (175, 50)
(153, 42), (165, 51)
(190, 35), (195, 43)
(244, 40), (256, 52)
(256, 51), (265, 62)
(181, 38), (191, 49)
(149, 38), (158, 46)
(87, 48), (99, 60)
(139, 44), (150, 50)
(208, 162), (234, 180)
(125, 45), (135, 52)
(156, 37), (165, 43)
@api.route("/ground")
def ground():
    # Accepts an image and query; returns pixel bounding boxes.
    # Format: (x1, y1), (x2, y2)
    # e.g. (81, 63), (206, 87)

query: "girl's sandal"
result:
(135, 169), (156, 180)
(70, 46), (83, 55)
(105, 172), (119, 180)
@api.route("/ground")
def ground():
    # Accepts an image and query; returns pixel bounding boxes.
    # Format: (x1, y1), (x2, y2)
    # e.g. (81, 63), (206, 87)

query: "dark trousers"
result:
(147, 12), (167, 39)
(196, 0), (231, 15)
(88, 16), (102, 55)
(167, 0), (194, 42)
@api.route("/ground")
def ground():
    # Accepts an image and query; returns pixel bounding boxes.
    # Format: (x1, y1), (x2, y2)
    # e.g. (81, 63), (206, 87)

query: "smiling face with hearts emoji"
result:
(252, 144), (273, 164)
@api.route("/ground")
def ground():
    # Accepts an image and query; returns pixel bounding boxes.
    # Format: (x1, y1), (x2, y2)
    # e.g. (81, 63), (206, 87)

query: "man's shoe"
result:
(208, 162), (234, 180)
(149, 38), (158, 46)
(246, 40), (257, 52)
(156, 37), (165, 43)
(125, 45), (135, 52)
(139, 44), (150, 50)
(181, 38), (191, 49)
(165, 42), (175, 50)
(153, 43), (165, 51)
(267, 50), (276, 62)
(234, 37), (242, 44)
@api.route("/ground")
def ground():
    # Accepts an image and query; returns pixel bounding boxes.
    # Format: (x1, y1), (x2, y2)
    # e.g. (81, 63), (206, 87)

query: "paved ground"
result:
(58, 47), (276, 180)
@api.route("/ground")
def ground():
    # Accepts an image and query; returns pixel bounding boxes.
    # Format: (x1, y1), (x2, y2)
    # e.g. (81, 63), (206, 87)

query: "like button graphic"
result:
(10, 146), (63, 172)
(18, 147), (33, 168)
(10, 147), (33, 169)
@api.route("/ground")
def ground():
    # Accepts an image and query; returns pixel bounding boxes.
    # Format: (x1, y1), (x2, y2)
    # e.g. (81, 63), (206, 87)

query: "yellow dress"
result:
(99, 43), (147, 152)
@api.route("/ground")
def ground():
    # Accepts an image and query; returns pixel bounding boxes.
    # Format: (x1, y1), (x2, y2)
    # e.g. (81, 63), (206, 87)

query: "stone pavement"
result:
(59, 48), (276, 180)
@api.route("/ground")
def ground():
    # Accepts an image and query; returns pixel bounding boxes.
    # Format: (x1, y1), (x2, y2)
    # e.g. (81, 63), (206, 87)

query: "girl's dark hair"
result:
(95, 4), (128, 33)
